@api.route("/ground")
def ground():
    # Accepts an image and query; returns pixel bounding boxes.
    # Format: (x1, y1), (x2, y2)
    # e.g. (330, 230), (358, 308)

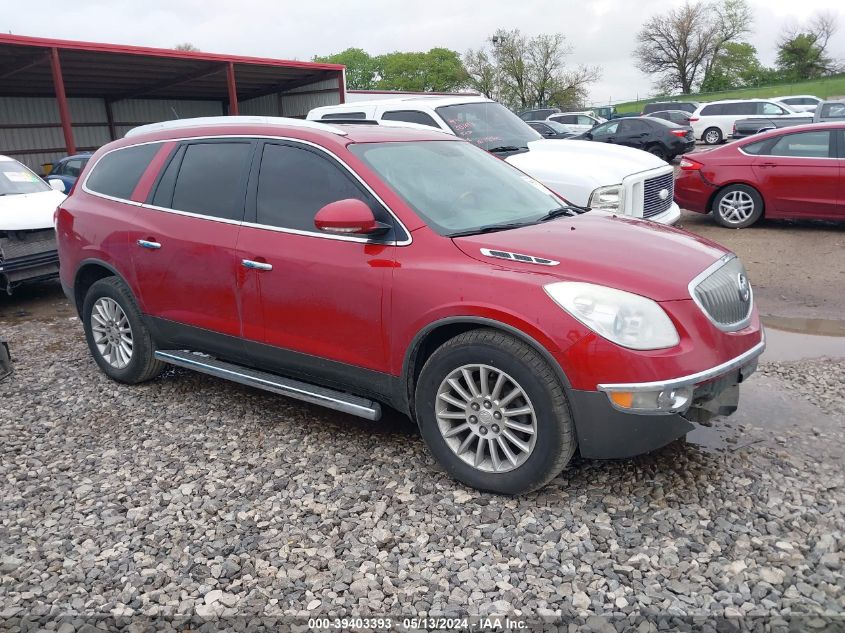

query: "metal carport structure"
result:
(0, 34), (346, 170)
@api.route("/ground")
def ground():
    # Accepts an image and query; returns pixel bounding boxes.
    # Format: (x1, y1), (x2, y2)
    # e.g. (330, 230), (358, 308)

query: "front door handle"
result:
(758, 162), (779, 168)
(242, 259), (273, 271)
(137, 239), (161, 249)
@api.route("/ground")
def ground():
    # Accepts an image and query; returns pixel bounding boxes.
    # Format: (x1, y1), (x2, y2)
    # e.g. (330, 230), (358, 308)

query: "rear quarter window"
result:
(700, 104), (723, 116)
(85, 143), (162, 199)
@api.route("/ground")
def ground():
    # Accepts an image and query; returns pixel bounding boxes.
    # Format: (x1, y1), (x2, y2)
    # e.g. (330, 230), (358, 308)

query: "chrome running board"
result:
(154, 350), (382, 421)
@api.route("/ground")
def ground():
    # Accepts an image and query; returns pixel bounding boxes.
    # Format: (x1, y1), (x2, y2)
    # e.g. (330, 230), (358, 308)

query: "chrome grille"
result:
(691, 256), (753, 330)
(642, 172), (674, 218)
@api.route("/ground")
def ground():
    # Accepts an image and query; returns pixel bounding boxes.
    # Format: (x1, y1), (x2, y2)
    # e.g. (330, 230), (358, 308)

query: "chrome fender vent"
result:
(479, 248), (559, 266)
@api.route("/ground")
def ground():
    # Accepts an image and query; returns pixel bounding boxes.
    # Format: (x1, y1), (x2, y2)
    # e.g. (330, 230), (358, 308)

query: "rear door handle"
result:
(242, 259), (273, 271)
(137, 239), (161, 249)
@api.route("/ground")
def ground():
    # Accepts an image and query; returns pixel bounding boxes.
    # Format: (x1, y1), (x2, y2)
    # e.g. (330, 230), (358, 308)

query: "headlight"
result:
(544, 282), (679, 350)
(588, 184), (623, 211)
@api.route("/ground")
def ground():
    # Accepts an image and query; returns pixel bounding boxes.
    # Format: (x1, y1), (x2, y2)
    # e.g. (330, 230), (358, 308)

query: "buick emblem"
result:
(658, 188), (669, 201)
(737, 273), (750, 302)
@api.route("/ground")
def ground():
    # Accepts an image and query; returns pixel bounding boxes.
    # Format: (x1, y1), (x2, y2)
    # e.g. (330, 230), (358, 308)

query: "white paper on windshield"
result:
(2, 171), (40, 183)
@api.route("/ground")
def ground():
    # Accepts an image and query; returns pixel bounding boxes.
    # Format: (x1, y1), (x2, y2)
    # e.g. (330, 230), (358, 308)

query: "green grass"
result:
(611, 74), (845, 113)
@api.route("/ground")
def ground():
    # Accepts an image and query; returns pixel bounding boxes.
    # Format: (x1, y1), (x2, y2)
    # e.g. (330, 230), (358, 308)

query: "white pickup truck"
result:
(308, 96), (681, 225)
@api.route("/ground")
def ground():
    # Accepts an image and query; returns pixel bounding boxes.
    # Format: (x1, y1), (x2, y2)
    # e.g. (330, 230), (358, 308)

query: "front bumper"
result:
(644, 201), (681, 226)
(571, 340), (765, 458)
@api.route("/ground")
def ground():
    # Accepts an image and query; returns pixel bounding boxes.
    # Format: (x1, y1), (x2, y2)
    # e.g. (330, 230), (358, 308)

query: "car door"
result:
(614, 119), (650, 149)
(751, 129), (840, 218)
(589, 121), (619, 143)
(131, 139), (254, 350)
(236, 140), (402, 381)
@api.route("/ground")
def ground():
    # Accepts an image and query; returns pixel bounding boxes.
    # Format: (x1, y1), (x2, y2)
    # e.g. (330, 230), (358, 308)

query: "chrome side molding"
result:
(154, 350), (382, 420)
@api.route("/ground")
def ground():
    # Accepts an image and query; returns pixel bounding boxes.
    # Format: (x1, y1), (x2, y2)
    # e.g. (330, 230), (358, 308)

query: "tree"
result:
(776, 13), (840, 80)
(634, 0), (752, 94)
(466, 29), (600, 110)
(464, 48), (497, 99)
(699, 42), (764, 92)
(314, 47), (467, 92)
(313, 48), (378, 90)
(376, 48), (468, 92)
(174, 43), (200, 52)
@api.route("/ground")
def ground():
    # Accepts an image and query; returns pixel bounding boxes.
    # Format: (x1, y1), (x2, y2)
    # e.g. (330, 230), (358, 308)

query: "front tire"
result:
(414, 329), (576, 495)
(712, 184), (764, 228)
(82, 277), (164, 384)
(702, 127), (723, 145)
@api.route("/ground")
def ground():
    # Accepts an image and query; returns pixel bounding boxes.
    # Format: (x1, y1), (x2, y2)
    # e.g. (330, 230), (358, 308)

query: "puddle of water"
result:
(761, 316), (845, 362)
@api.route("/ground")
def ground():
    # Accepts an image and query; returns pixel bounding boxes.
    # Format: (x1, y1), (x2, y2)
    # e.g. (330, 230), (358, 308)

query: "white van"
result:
(308, 96), (681, 225)
(690, 99), (806, 145)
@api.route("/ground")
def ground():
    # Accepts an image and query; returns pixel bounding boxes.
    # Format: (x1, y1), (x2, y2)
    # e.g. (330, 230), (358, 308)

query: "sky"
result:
(4, 0), (845, 105)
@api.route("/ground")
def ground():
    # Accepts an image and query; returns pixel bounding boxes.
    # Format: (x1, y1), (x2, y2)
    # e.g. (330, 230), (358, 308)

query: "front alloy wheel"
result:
(436, 364), (537, 473)
(415, 328), (576, 494)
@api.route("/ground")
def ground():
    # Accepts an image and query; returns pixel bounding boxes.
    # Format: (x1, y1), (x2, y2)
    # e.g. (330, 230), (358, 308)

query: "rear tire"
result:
(702, 127), (723, 145)
(82, 277), (163, 384)
(712, 184), (764, 228)
(414, 328), (576, 495)
(647, 144), (667, 161)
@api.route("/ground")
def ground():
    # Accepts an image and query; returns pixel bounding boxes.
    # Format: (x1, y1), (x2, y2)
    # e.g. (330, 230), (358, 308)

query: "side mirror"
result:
(48, 179), (66, 193)
(544, 131), (555, 137)
(314, 199), (389, 236)
(584, 132), (593, 140)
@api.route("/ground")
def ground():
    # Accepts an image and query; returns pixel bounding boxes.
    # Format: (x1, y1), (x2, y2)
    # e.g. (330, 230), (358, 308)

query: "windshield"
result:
(350, 140), (566, 236)
(435, 102), (541, 152)
(0, 159), (51, 196)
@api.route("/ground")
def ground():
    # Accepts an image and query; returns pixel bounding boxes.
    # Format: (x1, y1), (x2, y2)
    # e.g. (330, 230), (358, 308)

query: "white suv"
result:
(308, 96), (680, 225)
(690, 99), (806, 145)
(546, 112), (604, 134)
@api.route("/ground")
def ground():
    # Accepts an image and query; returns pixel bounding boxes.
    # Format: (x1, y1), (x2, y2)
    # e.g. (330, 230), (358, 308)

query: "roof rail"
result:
(125, 116), (348, 138)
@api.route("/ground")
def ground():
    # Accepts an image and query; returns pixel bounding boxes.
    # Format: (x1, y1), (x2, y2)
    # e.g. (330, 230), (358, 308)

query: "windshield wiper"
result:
(537, 205), (589, 222)
(487, 145), (529, 153)
(448, 222), (531, 237)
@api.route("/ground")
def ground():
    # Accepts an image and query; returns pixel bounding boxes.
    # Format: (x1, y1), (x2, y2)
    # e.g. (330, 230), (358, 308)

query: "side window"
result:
(381, 110), (440, 128)
(701, 104), (722, 116)
(593, 122), (619, 136)
(86, 143), (162, 200)
(820, 103), (845, 118)
(63, 159), (85, 178)
(254, 143), (384, 233)
(767, 131), (831, 158)
(740, 139), (769, 155)
(760, 102), (787, 115)
(170, 142), (252, 220)
(577, 116), (594, 126)
(321, 112), (366, 120)
(529, 123), (552, 134)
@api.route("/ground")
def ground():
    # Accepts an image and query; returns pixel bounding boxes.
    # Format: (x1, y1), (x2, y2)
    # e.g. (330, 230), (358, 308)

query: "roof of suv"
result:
(114, 116), (452, 153)
(313, 95), (492, 110)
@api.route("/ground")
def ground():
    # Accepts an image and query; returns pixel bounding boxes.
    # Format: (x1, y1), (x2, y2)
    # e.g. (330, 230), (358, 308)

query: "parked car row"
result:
(731, 100), (845, 139)
(55, 115), (765, 494)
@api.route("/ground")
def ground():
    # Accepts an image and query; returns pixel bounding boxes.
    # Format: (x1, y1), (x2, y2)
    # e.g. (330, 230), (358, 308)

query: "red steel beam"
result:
(49, 47), (76, 155)
(226, 62), (238, 115)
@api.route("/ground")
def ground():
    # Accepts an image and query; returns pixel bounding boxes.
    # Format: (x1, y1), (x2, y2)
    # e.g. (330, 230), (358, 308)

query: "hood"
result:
(0, 190), (66, 231)
(505, 139), (667, 206)
(452, 212), (729, 301)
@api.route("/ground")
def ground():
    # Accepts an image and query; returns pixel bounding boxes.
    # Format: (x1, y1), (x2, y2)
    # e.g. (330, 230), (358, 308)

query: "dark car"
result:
(575, 117), (695, 162)
(642, 102), (699, 115)
(646, 110), (693, 126)
(526, 120), (577, 139)
(45, 153), (93, 193)
(517, 107), (560, 121)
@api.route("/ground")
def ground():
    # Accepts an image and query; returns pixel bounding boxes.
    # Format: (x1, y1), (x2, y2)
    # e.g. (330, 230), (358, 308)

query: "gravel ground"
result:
(2, 315), (844, 631)
(759, 360), (845, 419)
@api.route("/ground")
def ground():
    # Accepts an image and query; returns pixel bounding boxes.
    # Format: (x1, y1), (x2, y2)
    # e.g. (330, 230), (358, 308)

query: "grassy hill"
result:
(611, 74), (845, 113)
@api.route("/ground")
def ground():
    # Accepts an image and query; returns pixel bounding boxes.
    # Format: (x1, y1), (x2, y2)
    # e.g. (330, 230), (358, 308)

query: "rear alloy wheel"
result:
(82, 277), (164, 384)
(703, 127), (723, 145)
(647, 145), (667, 161)
(713, 184), (764, 228)
(415, 329), (576, 494)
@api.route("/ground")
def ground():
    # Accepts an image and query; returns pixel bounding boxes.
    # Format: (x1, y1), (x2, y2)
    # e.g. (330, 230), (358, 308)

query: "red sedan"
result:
(675, 122), (844, 228)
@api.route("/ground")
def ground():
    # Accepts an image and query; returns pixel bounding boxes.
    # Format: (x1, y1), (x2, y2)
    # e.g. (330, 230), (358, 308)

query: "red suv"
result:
(57, 117), (764, 494)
